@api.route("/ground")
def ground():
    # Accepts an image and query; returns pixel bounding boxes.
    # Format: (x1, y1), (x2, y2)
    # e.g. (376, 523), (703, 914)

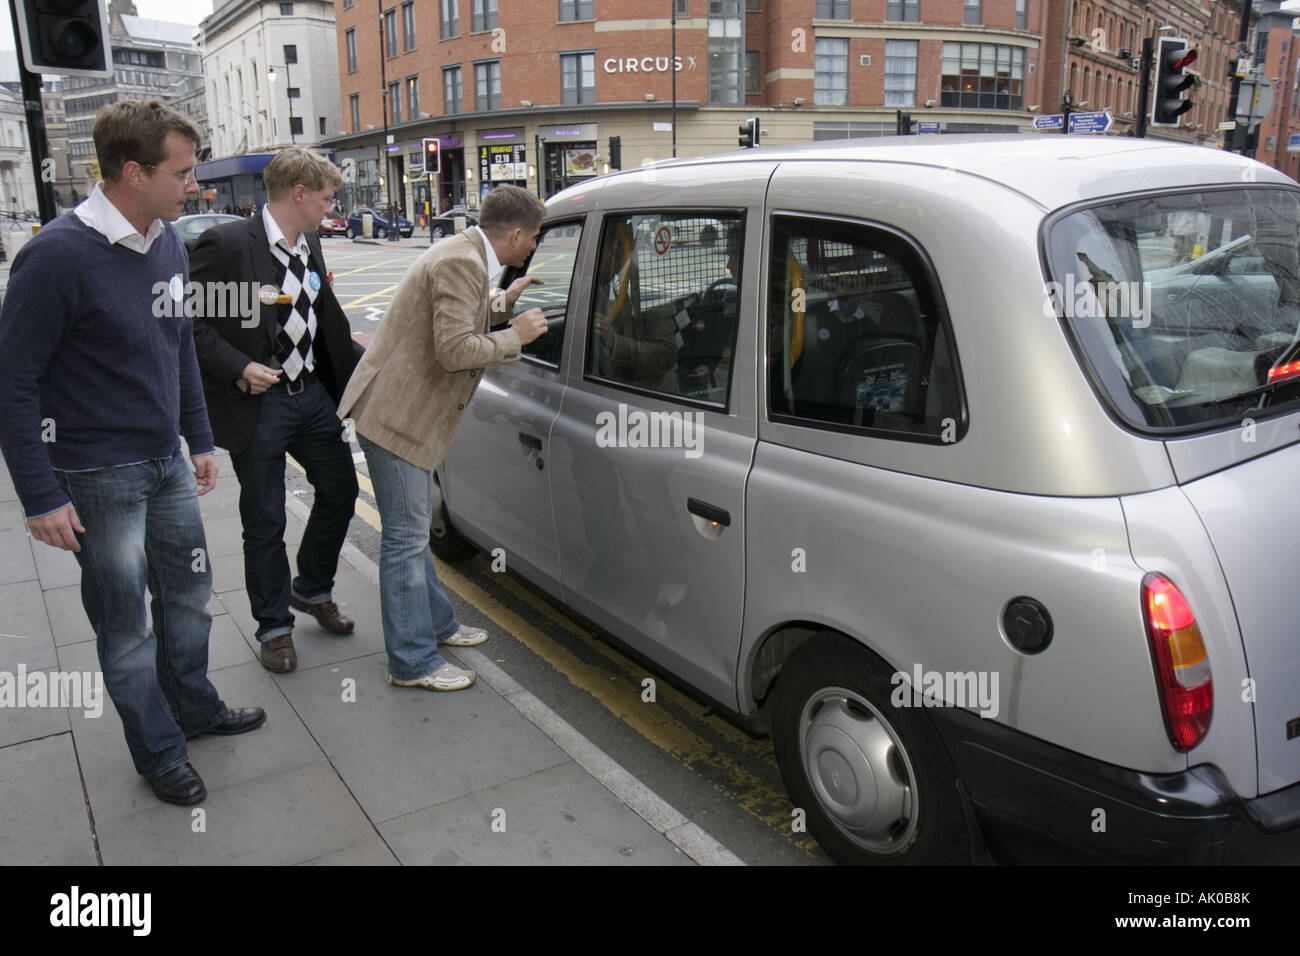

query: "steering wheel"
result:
(702, 277), (738, 304)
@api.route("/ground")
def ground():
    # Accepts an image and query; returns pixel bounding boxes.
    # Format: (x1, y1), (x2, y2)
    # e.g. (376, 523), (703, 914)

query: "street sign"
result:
(1235, 77), (1274, 127)
(1033, 113), (1064, 130)
(1288, 133), (1300, 153)
(1218, 120), (1237, 132)
(1067, 110), (1114, 134)
(917, 121), (940, 134)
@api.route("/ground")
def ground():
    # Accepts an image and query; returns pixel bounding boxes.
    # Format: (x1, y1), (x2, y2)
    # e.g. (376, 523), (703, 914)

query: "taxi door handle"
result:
(518, 432), (542, 452)
(687, 498), (730, 527)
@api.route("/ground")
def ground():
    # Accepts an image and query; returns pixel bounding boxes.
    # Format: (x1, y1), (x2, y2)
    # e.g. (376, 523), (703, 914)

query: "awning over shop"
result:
(196, 154), (275, 179)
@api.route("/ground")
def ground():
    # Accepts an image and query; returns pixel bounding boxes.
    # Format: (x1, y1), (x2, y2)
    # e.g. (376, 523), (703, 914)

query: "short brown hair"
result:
(93, 99), (201, 183)
(263, 147), (344, 200)
(478, 184), (546, 237)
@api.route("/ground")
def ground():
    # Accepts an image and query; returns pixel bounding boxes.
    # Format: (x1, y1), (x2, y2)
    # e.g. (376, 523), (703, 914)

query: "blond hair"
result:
(263, 147), (344, 200)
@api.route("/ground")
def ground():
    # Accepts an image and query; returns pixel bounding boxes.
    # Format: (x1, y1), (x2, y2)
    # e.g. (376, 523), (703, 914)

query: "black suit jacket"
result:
(189, 213), (361, 455)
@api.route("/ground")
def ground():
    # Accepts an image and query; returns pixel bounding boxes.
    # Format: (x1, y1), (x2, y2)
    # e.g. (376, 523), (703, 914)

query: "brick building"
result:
(328, 0), (1052, 216)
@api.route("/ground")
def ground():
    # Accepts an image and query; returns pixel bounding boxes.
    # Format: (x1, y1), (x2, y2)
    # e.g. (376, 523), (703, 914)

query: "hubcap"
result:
(798, 686), (919, 854)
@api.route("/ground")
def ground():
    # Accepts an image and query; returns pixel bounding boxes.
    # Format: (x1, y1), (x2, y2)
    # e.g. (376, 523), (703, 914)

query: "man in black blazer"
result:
(190, 148), (360, 673)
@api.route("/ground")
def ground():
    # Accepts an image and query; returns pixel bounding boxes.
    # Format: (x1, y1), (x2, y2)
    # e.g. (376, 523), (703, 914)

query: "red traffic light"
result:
(422, 137), (439, 160)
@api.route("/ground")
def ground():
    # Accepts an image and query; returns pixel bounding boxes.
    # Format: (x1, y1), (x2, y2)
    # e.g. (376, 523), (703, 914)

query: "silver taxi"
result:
(432, 136), (1300, 865)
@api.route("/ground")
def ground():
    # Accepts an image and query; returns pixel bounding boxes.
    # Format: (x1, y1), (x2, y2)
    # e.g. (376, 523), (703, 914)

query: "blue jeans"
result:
(230, 376), (358, 641)
(56, 449), (228, 778)
(357, 435), (456, 680)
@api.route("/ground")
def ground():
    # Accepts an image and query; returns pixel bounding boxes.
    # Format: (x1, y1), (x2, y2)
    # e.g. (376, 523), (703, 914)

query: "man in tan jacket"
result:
(337, 185), (547, 690)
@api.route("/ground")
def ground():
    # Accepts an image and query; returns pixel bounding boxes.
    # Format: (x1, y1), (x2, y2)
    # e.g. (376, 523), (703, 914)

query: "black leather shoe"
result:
(149, 763), (207, 806)
(204, 707), (267, 736)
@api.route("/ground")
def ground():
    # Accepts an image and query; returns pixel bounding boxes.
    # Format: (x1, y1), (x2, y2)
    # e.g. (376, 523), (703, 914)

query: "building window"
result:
(402, 1), (416, 51)
(319, 116), (326, 135)
(559, 0), (593, 19)
(472, 0), (497, 32)
(884, 39), (916, 107)
(816, 0), (849, 16)
(886, 0), (919, 21)
(707, 0), (744, 106)
(385, 9), (398, 58)
(1015, 0), (1026, 29)
(407, 75), (419, 118)
(674, 0), (688, 13)
(745, 50), (760, 94)
(443, 64), (462, 113)
(941, 42), (1025, 111)
(289, 116), (303, 136)
(343, 0), (352, 7)
(561, 52), (595, 105)
(475, 59), (500, 110)
(441, 0), (459, 38)
(814, 37), (849, 106)
(389, 81), (401, 123)
(346, 29), (356, 72)
(283, 44), (297, 64)
(964, 0), (980, 24)
(350, 93), (360, 132)
(747, 0), (760, 9)
(279, 2), (293, 13)
(287, 86), (300, 99)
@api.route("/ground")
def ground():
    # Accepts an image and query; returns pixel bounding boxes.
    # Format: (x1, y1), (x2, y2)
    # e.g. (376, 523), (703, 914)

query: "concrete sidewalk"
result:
(0, 448), (740, 865)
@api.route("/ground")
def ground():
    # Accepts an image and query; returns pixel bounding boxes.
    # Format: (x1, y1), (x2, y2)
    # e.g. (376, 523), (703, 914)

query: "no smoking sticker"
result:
(654, 226), (672, 255)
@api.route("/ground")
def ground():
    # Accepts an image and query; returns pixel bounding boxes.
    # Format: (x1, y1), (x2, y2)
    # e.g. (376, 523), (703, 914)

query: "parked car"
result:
(429, 136), (1300, 865)
(319, 213), (348, 236)
(174, 213), (244, 250)
(428, 205), (478, 240)
(345, 206), (413, 239)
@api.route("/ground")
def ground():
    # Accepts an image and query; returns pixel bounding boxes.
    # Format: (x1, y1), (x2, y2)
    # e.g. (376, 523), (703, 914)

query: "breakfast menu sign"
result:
(479, 143), (527, 184)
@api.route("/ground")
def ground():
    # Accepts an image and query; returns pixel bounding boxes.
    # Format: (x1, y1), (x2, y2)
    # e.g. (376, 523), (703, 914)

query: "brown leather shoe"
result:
(290, 595), (355, 635)
(260, 633), (297, 672)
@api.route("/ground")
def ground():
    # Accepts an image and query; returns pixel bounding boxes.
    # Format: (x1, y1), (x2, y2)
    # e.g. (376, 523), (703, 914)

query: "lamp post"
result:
(266, 63), (296, 144)
(377, 0), (398, 241)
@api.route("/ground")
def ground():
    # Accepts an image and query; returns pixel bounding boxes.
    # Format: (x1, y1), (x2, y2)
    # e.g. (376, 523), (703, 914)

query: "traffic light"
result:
(1152, 37), (1197, 126)
(896, 110), (915, 135)
(738, 116), (759, 148)
(13, 0), (111, 76)
(608, 135), (622, 170)
(422, 137), (440, 168)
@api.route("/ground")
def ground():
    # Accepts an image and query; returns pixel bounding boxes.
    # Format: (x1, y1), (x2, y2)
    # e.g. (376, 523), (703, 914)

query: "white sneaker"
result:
(387, 662), (477, 691)
(441, 624), (488, 647)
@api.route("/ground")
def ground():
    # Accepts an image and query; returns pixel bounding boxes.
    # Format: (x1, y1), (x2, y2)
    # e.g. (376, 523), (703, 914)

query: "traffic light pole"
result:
(1135, 37), (1153, 139)
(9, 0), (58, 223)
(1226, 0), (1254, 154)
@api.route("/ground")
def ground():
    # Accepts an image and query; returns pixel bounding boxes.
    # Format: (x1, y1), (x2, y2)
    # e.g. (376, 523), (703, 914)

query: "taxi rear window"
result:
(1044, 187), (1300, 432)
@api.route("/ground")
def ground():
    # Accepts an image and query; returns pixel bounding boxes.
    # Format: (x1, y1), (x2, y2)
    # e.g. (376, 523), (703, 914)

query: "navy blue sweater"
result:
(0, 212), (215, 517)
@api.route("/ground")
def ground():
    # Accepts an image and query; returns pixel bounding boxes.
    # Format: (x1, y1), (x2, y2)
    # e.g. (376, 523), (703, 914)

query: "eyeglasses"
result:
(140, 162), (197, 185)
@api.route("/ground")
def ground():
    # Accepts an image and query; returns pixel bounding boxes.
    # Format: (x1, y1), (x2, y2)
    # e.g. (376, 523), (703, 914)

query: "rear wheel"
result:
(429, 482), (477, 562)
(771, 633), (970, 865)
(375, 226), (386, 239)
(345, 225), (356, 239)
(431, 225), (445, 240)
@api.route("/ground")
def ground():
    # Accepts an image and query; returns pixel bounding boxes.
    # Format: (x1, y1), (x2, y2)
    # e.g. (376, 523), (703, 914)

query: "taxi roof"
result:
(597, 135), (1296, 211)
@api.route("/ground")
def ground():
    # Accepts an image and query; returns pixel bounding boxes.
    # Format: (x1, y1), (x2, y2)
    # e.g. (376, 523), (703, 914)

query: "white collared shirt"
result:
(469, 225), (504, 285)
(74, 181), (165, 254)
(261, 204), (310, 259)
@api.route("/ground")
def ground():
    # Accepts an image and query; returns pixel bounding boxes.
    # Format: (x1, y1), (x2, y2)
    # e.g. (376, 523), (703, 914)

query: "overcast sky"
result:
(1, 0), (215, 52)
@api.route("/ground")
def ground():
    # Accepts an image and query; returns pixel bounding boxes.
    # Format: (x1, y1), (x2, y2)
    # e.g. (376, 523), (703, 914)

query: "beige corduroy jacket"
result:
(337, 229), (521, 471)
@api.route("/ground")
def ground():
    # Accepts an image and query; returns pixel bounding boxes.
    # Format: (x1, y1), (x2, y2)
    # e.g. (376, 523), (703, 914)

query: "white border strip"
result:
(287, 494), (745, 867)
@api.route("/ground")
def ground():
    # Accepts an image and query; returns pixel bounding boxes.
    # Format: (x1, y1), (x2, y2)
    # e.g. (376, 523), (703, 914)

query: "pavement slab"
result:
(0, 734), (98, 865)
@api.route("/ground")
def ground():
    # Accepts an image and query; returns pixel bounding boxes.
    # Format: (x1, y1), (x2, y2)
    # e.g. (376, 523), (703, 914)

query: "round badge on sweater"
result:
(308, 271), (321, 291)
(258, 284), (280, 305)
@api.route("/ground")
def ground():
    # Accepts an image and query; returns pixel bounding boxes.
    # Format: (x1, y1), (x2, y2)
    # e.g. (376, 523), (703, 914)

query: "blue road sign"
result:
(1067, 110), (1114, 134)
(1288, 132), (1300, 153)
(917, 122), (940, 134)
(1033, 114), (1065, 130)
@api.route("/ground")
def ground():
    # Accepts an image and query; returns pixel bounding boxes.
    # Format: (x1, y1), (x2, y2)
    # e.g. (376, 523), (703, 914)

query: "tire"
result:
(345, 225), (355, 239)
(375, 226), (386, 239)
(429, 486), (477, 562)
(431, 225), (445, 240)
(771, 633), (970, 865)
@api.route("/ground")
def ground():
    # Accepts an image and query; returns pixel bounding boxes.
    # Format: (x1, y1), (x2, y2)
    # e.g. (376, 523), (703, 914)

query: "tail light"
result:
(1142, 573), (1213, 751)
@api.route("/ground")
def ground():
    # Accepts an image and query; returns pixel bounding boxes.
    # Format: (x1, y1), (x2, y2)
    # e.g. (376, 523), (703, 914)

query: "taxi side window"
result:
(768, 215), (963, 440)
(503, 219), (583, 367)
(586, 212), (743, 406)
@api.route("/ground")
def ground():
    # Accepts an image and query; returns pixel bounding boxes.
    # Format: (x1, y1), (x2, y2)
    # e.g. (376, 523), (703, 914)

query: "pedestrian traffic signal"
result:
(608, 135), (622, 170)
(896, 110), (916, 135)
(422, 137), (440, 167)
(1152, 37), (1197, 126)
(13, 0), (111, 76)
(738, 117), (759, 149)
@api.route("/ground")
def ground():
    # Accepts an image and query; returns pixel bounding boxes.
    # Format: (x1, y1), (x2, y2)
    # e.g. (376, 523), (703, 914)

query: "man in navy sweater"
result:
(0, 100), (265, 806)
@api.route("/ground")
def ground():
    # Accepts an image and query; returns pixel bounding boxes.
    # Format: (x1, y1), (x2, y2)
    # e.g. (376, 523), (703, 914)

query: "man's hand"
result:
(28, 504), (85, 553)
(192, 454), (218, 496)
(238, 362), (282, 395)
(511, 308), (549, 345)
(504, 275), (543, 306)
